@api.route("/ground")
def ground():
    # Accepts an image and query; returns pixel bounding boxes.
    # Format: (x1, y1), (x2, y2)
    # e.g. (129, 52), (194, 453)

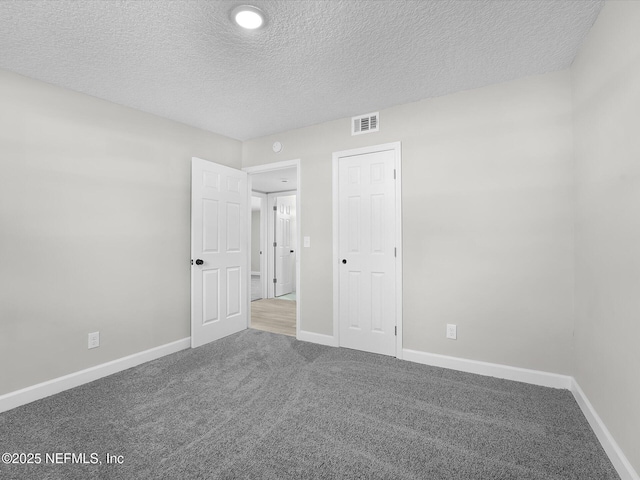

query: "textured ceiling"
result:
(0, 0), (603, 141)
(251, 167), (297, 194)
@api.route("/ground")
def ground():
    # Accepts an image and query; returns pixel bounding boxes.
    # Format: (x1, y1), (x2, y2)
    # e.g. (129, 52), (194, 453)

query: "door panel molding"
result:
(332, 142), (403, 358)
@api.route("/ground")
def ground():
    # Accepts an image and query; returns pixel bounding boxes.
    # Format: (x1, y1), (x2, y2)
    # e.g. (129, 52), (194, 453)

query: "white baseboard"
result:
(0, 337), (191, 414)
(571, 380), (639, 480)
(297, 330), (338, 347)
(402, 349), (572, 389)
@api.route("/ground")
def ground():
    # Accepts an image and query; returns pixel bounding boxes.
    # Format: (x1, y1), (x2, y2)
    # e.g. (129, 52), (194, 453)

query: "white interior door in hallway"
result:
(191, 157), (248, 348)
(334, 143), (402, 357)
(268, 193), (296, 298)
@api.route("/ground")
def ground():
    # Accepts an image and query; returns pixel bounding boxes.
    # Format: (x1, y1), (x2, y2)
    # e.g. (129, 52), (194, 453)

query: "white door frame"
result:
(243, 159), (301, 339)
(332, 142), (403, 359)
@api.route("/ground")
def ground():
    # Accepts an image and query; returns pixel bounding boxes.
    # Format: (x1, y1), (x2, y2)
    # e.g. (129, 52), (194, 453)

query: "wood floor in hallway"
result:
(250, 298), (296, 337)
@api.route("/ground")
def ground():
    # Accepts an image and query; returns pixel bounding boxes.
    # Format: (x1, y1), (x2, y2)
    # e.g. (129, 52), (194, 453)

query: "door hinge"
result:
(394, 247), (397, 257)
(273, 206), (277, 211)
(395, 326), (397, 336)
(273, 242), (277, 247)
(273, 278), (277, 284)
(394, 169), (396, 180)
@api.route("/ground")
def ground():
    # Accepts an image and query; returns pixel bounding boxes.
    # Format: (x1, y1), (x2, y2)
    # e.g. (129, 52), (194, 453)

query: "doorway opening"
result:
(245, 161), (300, 338)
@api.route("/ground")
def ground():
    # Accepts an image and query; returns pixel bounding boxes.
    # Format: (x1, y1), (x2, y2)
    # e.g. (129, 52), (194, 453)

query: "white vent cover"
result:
(352, 112), (379, 135)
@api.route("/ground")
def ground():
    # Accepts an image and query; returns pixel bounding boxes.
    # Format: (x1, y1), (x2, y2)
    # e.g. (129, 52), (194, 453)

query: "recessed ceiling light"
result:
(231, 5), (266, 30)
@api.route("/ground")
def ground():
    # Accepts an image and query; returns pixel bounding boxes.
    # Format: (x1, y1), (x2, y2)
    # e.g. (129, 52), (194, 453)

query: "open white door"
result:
(191, 157), (248, 348)
(275, 195), (296, 297)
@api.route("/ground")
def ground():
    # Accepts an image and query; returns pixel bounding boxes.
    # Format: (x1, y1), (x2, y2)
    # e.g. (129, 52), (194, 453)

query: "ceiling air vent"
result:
(352, 112), (379, 136)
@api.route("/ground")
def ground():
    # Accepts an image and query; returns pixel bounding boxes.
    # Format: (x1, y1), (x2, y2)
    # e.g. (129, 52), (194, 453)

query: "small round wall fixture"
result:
(272, 141), (283, 153)
(231, 5), (266, 30)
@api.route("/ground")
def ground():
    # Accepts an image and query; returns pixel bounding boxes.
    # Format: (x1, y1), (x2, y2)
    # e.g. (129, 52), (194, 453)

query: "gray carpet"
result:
(0, 329), (619, 480)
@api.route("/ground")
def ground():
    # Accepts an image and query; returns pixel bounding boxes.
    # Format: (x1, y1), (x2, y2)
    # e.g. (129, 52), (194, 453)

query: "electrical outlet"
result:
(446, 324), (457, 340)
(88, 331), (100, 349)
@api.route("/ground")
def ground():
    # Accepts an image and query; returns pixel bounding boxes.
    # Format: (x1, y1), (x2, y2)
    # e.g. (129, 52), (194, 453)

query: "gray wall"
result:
(0, 69), (242, 395)
(243, 70), (575, 374)
(572, 0), (640, 473)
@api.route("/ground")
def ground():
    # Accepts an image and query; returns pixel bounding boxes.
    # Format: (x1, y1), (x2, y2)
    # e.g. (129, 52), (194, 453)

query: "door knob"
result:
(195, 259), (204, 265)
(342, 259), (347, 264)
(290, 250), (295, 253)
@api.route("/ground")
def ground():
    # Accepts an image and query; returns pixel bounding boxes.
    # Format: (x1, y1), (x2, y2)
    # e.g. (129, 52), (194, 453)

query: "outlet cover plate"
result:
(88, 331), (100, 349)
(446, 324), (457, 340)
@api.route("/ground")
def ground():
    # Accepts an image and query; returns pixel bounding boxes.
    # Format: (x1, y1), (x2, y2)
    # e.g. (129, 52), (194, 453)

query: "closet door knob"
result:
(195, 259), (204, 265)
